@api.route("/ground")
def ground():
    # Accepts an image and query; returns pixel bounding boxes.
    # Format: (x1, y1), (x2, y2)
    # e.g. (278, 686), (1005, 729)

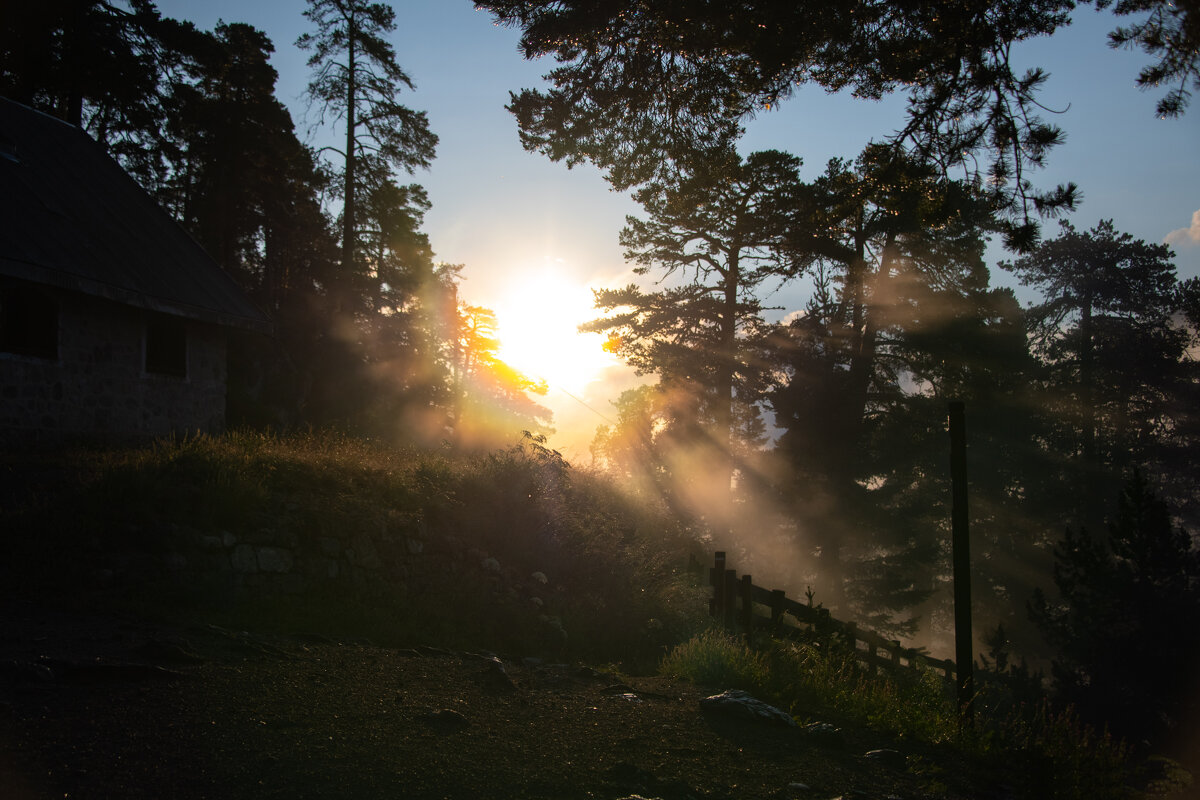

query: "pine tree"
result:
(1028, 471), (1200, 744)
(581, 149), (805, 523)
(297, 0), (437, 313)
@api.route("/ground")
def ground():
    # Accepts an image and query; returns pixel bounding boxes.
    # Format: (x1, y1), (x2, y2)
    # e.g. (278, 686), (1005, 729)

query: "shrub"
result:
(660, 628), (1139, 799)
(659, 628), (770, 690)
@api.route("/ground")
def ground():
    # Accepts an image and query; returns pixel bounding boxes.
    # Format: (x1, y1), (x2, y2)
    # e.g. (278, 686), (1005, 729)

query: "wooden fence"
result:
(708, 551), (957, 682)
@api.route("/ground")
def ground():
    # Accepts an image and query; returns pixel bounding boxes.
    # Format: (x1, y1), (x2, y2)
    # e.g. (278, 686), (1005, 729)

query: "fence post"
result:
(723, 569), (738, 630)
(949, 401), (974, 723)
(710, 552), (726, 619)
(770, 589), (786, 634)
(891, 641), (902, 670)
(740, 574), (753, 642)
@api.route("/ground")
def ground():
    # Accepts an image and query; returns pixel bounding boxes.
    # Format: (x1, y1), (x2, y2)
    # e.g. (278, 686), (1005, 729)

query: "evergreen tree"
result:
(448, 305), (551, 448)
(1096, 0), (1200, 116)
(297, 0), (437, 313)
(1028, 471), (1200, 744)
(165, 22), (327, 302)
(1003, 220), (1192, 529)
(760, 147), (1002, 623)
(581, 149), (804, 524)
(0, 0), (208, 187)
(480, 0), (1080, 244)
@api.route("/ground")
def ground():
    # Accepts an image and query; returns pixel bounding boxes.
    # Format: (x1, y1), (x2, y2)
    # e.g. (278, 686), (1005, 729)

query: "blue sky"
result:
(155, 1), (1200, 453)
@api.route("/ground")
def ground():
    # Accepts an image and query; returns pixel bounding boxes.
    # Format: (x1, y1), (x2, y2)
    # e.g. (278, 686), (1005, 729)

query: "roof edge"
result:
(0, 257), (274, 335)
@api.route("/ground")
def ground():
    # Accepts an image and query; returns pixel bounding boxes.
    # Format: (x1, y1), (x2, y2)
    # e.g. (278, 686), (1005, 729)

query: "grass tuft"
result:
(659, 630), (1141, 800)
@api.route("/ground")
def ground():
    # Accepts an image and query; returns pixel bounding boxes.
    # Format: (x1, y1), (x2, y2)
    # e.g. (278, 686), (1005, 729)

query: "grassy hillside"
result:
(0, 431), (710, 665)
(1, 431), (1190, 799)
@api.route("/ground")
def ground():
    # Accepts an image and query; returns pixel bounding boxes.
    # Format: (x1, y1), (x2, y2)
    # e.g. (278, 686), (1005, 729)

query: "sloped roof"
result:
(0, 97), (271, 333)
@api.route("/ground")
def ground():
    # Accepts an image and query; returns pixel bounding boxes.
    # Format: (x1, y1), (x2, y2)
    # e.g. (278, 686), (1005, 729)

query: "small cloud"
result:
(1165, 209), (1200, 249)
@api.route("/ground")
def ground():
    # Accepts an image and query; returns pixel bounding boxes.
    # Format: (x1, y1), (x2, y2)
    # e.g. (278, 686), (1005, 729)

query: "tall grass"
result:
(1, 430), (711, 664)
(660, 630), (1139, 800)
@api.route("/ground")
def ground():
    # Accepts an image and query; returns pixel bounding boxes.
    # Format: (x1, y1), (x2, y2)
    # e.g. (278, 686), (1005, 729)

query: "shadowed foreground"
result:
(1, 605), (977, 800)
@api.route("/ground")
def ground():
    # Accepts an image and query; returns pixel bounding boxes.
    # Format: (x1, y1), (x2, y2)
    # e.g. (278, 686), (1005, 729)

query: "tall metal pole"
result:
(949, 401), (974, 722)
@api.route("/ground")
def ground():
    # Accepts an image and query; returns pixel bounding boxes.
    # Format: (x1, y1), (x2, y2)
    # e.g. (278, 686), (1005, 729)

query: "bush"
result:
(659, 628), (770, 690)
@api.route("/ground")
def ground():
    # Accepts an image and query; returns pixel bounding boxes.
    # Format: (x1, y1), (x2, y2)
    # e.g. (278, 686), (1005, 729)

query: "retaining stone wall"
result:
(94, 518), (445, 602)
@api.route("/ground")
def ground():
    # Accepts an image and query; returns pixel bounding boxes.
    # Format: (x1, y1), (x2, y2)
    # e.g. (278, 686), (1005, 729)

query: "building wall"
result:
(0, 290), (228, 442)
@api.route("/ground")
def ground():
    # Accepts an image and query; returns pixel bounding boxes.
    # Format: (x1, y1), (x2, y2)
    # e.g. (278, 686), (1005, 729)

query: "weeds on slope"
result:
(661, 629), (1141, 800)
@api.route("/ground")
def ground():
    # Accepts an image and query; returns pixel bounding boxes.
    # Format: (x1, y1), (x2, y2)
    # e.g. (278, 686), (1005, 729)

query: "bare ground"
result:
(0, 601), (986, 800)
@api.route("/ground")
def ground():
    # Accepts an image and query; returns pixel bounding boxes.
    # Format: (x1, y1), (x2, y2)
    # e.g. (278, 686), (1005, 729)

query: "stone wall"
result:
(90, 515), (562, 622)
(155, 520), (435, 598)
(0, 290), (228, 441)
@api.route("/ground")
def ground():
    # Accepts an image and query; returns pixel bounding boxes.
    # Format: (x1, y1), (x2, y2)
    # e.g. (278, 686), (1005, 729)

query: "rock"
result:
(801, 721), (846, 748)
(531, 571), (548, 584)
(133, 639), (204, 665)
(0, 660), (55, 683)
(605, 762), (697, 800)
(863, 748), (907, 770)
(230, 544), (258, 573)
(405, 538), (424, 555)
(347, 533), (382, 570)
(476, 659), (518, 693)
(256, 547), (293, 574)
(481, 557), (501, 573)
(198, 535), (224, 552)
(699, 689), (797, 726)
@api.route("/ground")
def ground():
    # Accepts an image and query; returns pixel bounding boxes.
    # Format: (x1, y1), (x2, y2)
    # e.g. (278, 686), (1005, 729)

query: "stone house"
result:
(0, 97), (271, 442)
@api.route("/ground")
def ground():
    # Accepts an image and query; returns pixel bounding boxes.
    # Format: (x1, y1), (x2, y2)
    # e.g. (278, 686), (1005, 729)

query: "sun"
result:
(491, 270), (618, 395)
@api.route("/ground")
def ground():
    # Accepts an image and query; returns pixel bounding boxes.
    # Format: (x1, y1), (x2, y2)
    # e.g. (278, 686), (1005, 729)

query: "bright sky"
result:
(156, 1), (1200, 458)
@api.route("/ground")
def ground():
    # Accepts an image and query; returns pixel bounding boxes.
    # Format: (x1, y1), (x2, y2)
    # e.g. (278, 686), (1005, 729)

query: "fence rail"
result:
(708, 551), (957, 682)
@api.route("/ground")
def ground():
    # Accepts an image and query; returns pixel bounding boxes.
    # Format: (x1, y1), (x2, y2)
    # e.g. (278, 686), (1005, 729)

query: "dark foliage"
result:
(1029, 471), (1200, 745)
(479, 0), (1081, 243)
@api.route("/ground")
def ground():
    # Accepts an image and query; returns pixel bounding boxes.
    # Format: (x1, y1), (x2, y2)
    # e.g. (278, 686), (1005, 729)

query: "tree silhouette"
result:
(449, 305), (551, 447)
(761, 146), (1040, 628)
(480, 0), (1080, 244)
(297, 0), (437, 312)
(1028, 471), (1200, 744)
(1097, 0), (1200, 116)
(581, 149), (804, 520)
(0, 0), (207, 187)
(1003, 220), (1191, 527)
(165, 22), (327, 304)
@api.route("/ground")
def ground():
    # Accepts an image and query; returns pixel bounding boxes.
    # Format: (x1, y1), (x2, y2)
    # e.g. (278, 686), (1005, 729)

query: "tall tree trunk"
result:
(716, 254), (739, 511)
(340, 14), (357, 314)
(1079, 290), (1095, 463)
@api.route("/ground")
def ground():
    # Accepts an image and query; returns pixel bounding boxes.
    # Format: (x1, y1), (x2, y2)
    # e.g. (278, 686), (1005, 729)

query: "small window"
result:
(0, 283), (58, 359)
(145, 316), (187, 377)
